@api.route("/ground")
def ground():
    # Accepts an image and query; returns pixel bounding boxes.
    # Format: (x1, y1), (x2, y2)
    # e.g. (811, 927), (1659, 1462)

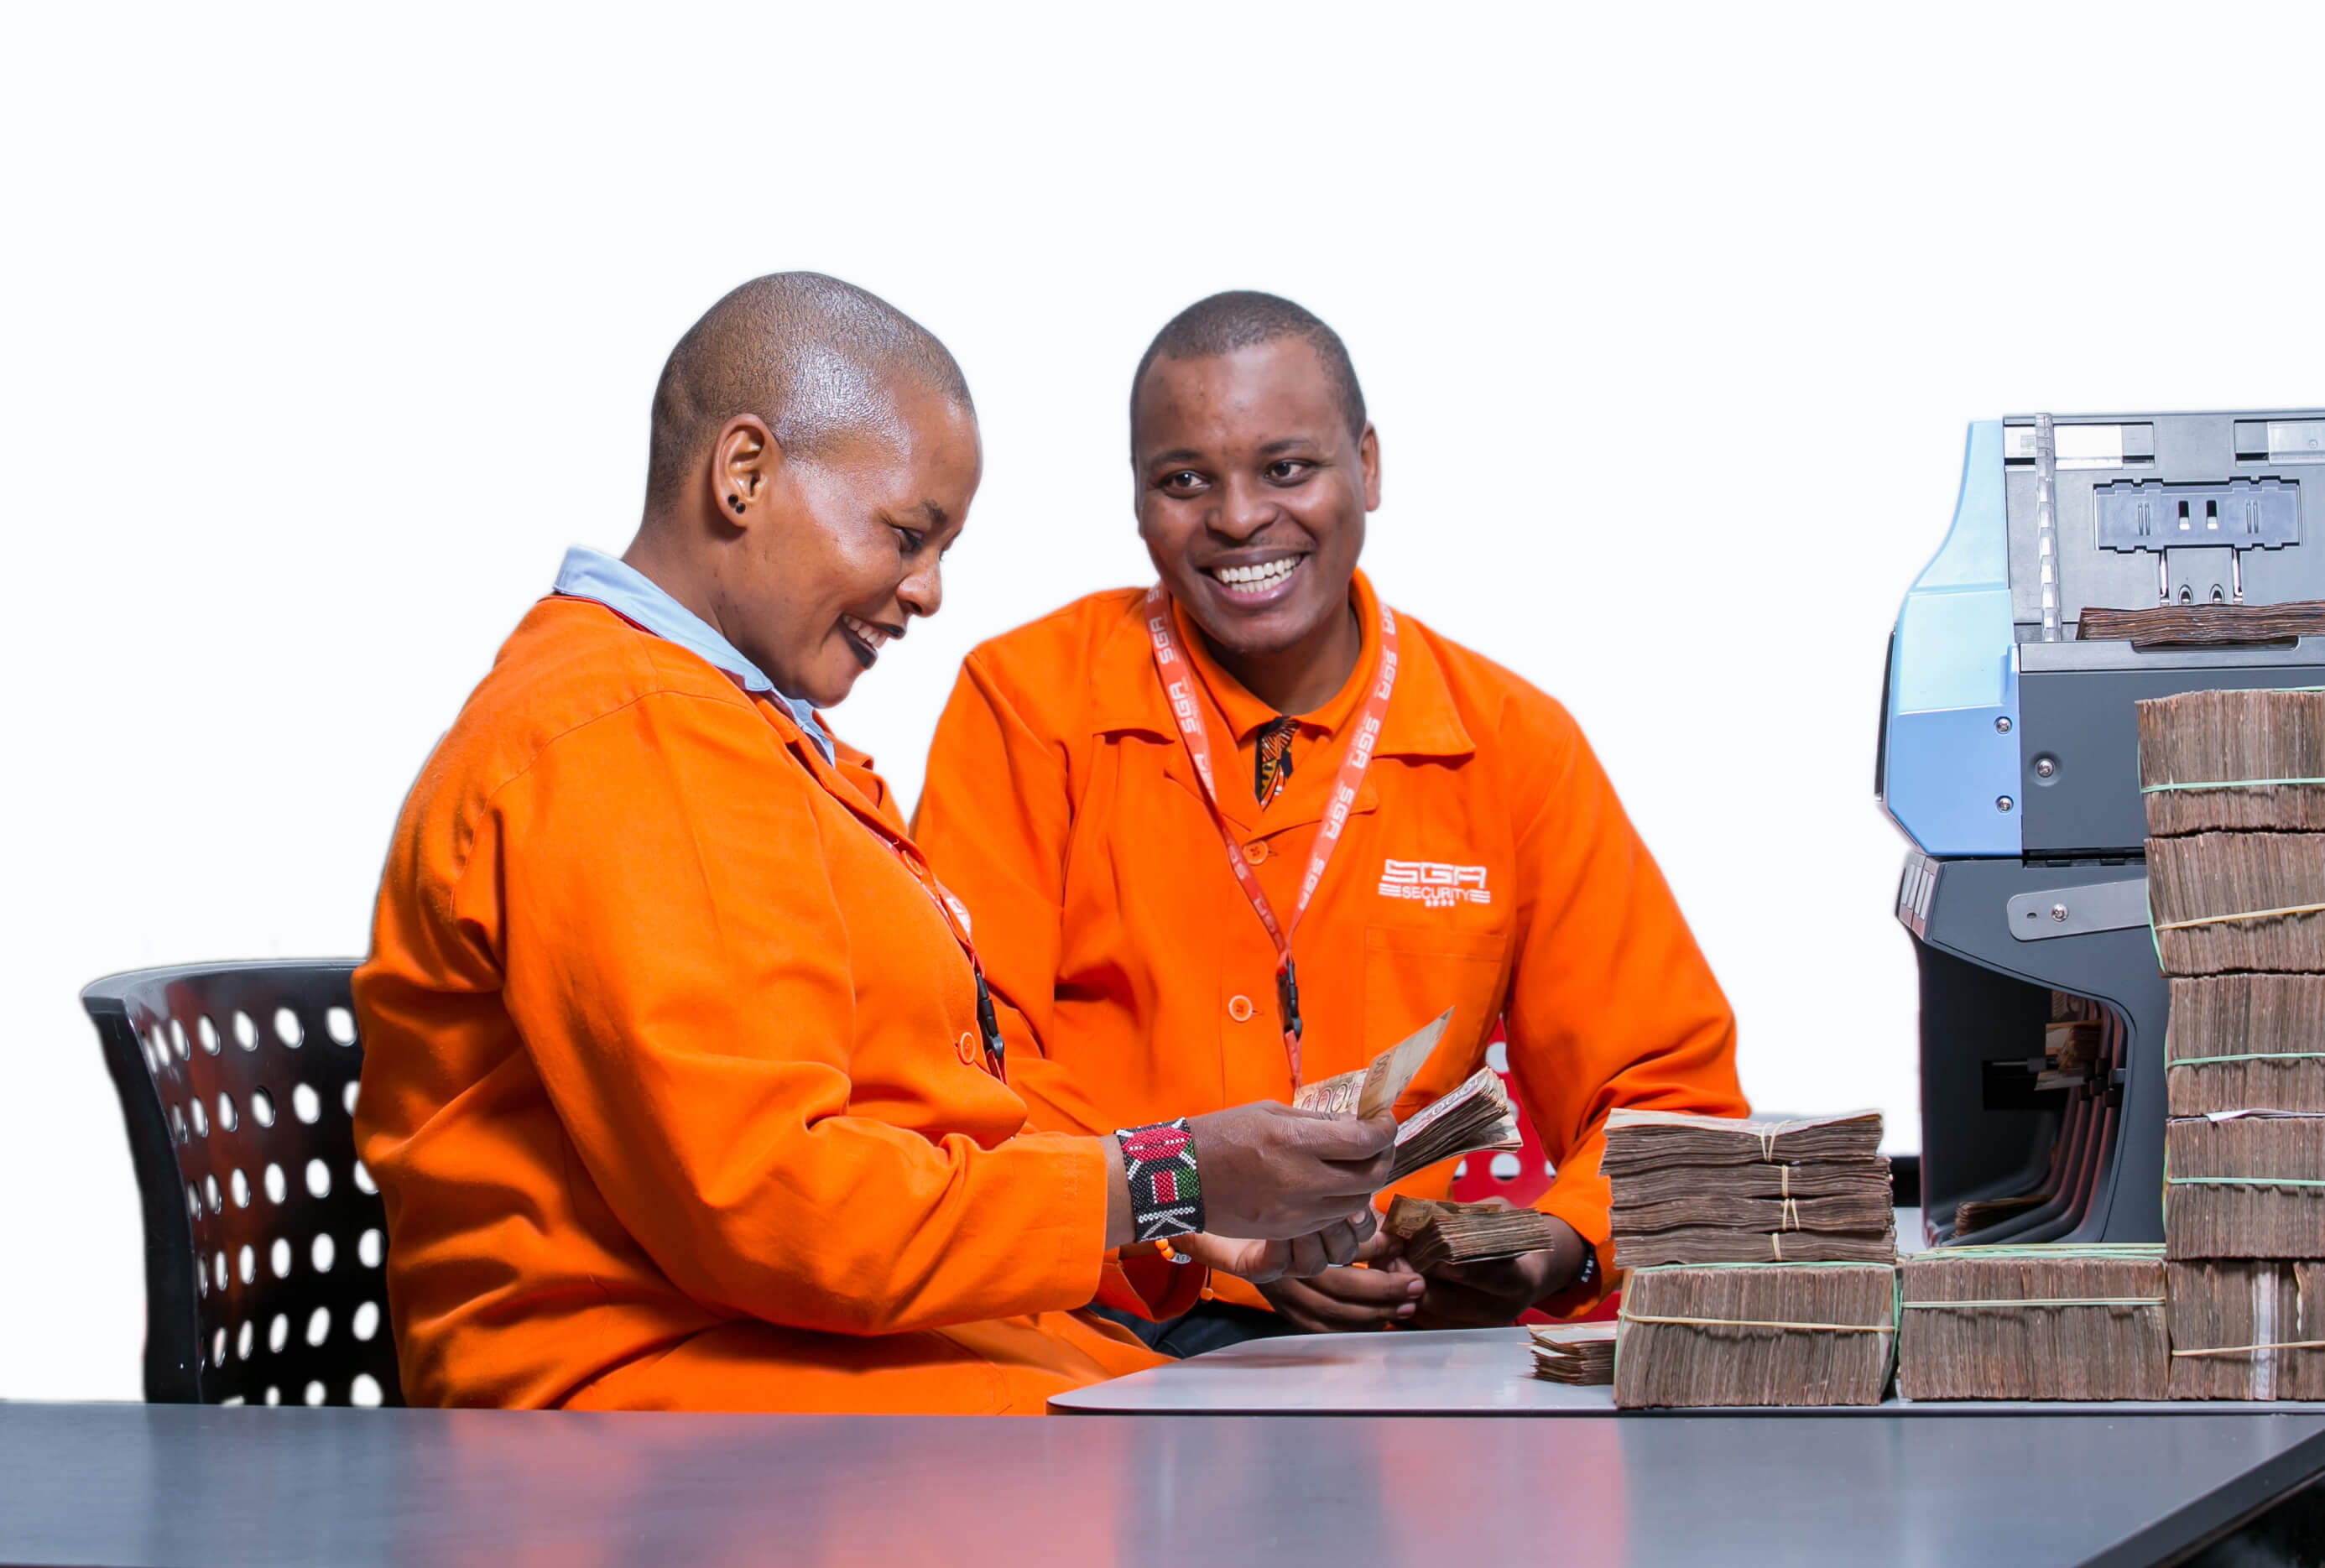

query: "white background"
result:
(6, 3), (2322, 1400)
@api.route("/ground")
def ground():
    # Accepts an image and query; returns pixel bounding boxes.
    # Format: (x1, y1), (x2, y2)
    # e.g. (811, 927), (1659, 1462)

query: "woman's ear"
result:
(712, 414), (776, 524)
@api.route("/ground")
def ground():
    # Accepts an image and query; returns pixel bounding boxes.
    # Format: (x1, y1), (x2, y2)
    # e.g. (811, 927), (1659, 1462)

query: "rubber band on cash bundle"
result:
(2166, 1261), (2325, 1399)
(2143, 776), (2325, 794)
(2154, 902), (2325, 934)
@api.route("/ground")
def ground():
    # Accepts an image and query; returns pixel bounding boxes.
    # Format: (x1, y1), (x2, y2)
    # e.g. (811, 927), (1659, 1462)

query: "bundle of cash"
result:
(1528, 1322), (1616, 1386)
(2167, 975), (2325, 1117)
(1896, 1245), (2167, 1401)
(1603, 1109), (1895, 1268)
(2139, 691), (2325, 972)
(2035, 1015), (2105, 1094)
(1384, 1196), (1559, 1273)
(2148, 832), (2325, 975)
(2084, 602), (2325, 656)
(2165, 1112), (2325, 1259)
(1292, 1009), (1450, 1121)
(1611, 1262), (1895, 1408)
(1385, 1069), (1520, 1183)
(2137, 688), (2325, 836)
(2145, 690), (2325, 1390)
(1952, 1195), (2052, 1237)
(2167, 1260), (2325, 1399)
(1293, 1009), (1520, 1183)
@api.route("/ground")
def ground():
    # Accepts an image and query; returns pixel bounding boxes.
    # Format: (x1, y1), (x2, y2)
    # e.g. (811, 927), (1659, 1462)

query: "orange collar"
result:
(1170, 572), (1380, 745)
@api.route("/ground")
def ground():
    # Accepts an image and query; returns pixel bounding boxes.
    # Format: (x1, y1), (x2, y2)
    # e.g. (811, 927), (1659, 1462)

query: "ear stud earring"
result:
(727, 494), (744, 513)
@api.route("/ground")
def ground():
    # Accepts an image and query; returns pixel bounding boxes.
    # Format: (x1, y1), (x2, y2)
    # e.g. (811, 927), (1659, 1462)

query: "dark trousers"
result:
(1085, 1300), (1306, 1360)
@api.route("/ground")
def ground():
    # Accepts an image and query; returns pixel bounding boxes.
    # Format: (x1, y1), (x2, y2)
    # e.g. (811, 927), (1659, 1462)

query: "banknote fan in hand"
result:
(1291, 1008), (1522, 1184)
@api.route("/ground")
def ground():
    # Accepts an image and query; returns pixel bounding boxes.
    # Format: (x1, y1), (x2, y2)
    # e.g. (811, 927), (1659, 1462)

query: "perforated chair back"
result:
(83, 961), (402, 1407)
(1449, 1020), (1621, 1325)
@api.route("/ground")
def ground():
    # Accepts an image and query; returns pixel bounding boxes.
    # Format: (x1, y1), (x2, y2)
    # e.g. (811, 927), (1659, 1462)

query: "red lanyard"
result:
(773, 706), (1007, 1082)
(1143, 585), (1399, 1088)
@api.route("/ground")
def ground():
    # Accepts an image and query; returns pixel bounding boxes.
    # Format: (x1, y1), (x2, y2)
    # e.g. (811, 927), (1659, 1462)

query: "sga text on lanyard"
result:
(777, 713), (1006, 1081)
(1143, 584), (1398, 1089)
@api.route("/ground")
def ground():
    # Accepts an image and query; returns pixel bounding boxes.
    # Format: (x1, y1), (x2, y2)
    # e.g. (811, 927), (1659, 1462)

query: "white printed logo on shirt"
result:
(1378, 859), (1492, 908)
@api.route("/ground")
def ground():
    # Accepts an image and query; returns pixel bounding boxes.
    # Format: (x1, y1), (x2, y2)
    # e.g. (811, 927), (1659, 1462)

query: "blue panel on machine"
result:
(1880, 420), (2022, 857)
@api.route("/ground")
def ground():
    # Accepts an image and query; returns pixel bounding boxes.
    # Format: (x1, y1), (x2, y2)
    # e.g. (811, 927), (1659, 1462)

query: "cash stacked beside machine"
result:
(1598, 1109), (1897, 1407)
(1893, 1245), (2168, 1399)
(2140, 690), (2325, 1399)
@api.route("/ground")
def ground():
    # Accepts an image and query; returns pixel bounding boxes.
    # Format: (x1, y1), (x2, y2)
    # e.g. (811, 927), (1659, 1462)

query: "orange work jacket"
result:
(913, 570), (1746, 1310)
(352, 595), (1194, 1414)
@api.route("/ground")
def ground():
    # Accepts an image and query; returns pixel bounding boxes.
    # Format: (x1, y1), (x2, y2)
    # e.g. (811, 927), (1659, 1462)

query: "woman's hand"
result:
(1177, 1207), (1380, 1283)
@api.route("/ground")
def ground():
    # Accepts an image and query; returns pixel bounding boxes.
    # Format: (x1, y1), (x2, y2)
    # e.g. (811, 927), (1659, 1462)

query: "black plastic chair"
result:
(83, 961), (403, 1407)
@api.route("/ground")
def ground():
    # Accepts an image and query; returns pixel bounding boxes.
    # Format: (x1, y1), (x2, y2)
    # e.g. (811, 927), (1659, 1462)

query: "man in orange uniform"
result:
(914, 292), (1747, 1352)
(352, 273), (1395, 1413)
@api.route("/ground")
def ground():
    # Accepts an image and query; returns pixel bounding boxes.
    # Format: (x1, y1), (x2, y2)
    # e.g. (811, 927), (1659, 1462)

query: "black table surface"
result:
(3, 1401), (2324, 1566)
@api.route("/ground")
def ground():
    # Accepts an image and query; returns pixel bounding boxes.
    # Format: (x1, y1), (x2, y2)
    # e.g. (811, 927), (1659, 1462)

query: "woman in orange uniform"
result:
(914, 292), (1748, 1353)
(352, 273), (1394, 1414)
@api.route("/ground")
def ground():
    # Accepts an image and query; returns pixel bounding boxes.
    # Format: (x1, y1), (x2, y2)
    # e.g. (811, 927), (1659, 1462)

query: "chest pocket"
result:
(1363, 925), (1511, 1110)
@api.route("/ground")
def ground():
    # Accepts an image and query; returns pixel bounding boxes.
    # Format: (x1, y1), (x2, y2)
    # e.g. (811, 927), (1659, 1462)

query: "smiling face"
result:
(1133, 337), (1379, 665)
(715, 383), (982, 708)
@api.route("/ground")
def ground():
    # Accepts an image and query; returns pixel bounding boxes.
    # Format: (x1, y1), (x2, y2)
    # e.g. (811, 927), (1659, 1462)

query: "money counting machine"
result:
(1879, 409), (2325, 1246)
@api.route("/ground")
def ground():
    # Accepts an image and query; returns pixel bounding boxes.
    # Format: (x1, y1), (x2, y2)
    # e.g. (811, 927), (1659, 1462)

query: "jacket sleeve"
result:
(1498, 695), (1747, 1295)
(911, 654), (1126, 1139)
(473, 687), (1113, 1336)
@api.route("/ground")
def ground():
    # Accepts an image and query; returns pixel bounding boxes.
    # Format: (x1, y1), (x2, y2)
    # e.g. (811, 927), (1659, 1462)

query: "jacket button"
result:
(1242, 841), (1269, 865)
(1228, 995), (1254, 1023)
(955, 1031), (977, 1065)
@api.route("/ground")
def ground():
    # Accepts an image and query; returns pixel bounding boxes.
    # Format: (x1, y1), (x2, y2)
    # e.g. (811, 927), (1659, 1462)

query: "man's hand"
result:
(1185, 1102), (1398, 1239)
(1257, 1232), (1428, 1331)
(1410, 1209), (1590, 1330)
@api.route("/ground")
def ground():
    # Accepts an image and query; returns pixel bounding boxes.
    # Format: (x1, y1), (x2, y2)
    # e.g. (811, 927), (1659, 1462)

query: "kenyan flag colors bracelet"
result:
(1116, 1117), (1203, 1249)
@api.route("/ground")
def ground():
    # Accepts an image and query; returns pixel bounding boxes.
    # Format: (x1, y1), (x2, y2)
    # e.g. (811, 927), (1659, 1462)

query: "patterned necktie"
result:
(1254, 716), (1297, 808)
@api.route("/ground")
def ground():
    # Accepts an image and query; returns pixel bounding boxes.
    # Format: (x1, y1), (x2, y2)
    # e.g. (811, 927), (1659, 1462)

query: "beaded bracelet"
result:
(1115, 1117), (1203, 1248)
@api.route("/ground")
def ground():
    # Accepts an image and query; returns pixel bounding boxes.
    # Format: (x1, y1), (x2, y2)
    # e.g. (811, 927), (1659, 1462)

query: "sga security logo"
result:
(1377, 859), (1492, 908)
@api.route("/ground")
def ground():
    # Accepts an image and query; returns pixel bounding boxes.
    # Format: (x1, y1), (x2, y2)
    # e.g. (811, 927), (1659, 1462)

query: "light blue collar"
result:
(551, 545), (835, 763)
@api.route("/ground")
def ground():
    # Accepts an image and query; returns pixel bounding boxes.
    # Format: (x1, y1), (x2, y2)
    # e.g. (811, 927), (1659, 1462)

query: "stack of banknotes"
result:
(1603, 1108), (1895, 1268)
(1612, 1260), (1895, 1409)
(1384, 1196), (1558, 1274)
(2141, 689), (2325, 1396)
(1528, 1322), (1616, 1386)
(1896, 1245), (2168, 1401)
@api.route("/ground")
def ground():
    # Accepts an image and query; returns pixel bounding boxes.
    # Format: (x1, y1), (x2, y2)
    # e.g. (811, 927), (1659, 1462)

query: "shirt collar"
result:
(550, 545), (835, 763)
(1172, 572), (1380, 744)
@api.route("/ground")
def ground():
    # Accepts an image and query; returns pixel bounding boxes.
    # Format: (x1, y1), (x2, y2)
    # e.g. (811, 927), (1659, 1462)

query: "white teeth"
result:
(842, 615), (890, 649)
(1210, 557), (1301, 591)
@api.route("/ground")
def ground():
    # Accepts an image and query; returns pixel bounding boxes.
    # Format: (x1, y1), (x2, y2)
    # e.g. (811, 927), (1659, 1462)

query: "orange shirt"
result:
(352, 595), (1192, 1414)
(913, 571), (1746, 1306)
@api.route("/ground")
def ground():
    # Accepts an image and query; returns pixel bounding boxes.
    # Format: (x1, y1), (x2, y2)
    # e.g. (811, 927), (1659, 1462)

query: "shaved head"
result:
(645, 272), (973, 508)
(1132, 290), (1366, 445)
